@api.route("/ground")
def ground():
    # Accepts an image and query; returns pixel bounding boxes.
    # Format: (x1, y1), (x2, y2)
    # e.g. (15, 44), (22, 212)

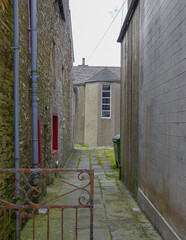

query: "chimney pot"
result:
(82, 58), (85, 65)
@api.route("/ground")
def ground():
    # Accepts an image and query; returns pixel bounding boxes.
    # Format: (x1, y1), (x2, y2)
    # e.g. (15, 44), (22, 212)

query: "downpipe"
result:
(13, 0), (20, 239)
(13, 0), (38, 238)
(31, 0), (38, 169)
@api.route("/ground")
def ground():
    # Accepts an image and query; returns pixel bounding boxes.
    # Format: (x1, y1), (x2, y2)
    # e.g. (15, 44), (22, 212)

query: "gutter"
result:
(31, 0), (38, 168)
(85, 79), (121, 84)
(117, 0), (139, 42)
(73, 82), (86, 86)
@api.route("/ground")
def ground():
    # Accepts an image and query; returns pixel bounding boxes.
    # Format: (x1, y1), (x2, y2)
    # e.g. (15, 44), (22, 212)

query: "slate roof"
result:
(88, 68), (120, 83)
(72, 65), (120, 85)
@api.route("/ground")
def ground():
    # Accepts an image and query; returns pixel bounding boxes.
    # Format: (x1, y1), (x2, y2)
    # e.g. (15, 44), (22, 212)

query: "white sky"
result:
(69, 0), (127, 67)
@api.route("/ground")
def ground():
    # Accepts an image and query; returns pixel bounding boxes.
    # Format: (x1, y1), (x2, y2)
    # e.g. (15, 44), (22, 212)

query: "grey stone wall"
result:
(0, 0), (73, 237)
(11, 0), (73, 169)
(0, 2), (18, 238)
(139, 0), (186, 239)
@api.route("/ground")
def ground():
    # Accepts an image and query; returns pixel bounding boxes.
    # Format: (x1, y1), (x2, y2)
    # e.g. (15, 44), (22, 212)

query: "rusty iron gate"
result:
(0, 168), (94, 240)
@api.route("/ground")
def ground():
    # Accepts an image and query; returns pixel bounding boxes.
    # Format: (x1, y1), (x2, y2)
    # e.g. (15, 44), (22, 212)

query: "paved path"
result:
(21, 146), (162, 240)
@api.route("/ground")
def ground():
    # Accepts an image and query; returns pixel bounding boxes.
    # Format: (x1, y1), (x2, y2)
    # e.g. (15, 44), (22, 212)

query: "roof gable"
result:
(88, 68), (120, 83)
(72, 66), (120, 85)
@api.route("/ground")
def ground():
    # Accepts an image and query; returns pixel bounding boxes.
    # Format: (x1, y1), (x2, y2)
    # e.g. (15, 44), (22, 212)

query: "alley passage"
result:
(21, 146), (162, 240)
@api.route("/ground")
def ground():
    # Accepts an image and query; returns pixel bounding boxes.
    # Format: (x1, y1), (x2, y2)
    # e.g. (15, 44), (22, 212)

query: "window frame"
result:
(52, 112), (58, 156)
(101, 85), (111, 119)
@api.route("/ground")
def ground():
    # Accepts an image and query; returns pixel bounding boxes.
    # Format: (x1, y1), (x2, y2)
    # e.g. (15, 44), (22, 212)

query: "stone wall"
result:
(0, 0), (73, 237)
(0, 1), (16, 237)
(0, 1), (14, 169)
(139, 0), (186, 239)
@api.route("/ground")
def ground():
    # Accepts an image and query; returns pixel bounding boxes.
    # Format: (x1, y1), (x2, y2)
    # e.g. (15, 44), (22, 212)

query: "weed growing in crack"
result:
(77, 151), (82, 168)
(96, 154), (104, 167)
(109, 230), (113, 240)
(89, 150), (92, 169)
(97, 176), (102, 189)
(67, 149), (74, 160)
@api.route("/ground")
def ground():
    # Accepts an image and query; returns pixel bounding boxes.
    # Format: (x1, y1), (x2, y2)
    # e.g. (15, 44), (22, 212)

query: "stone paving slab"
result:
(21, 146), (162, 240)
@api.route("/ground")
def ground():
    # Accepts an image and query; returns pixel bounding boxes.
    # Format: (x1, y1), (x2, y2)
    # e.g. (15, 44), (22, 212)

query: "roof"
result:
(88, 68), (120, 83)
(72, 65), (120, 85)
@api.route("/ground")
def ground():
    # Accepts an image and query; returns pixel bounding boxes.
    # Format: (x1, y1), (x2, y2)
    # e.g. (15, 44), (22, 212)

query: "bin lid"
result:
(112, 134), (120, 143)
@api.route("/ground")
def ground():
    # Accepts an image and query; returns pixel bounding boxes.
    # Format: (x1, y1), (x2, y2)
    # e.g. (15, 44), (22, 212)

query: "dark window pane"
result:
(102, 105), (110, 110)
(102, 111), (110, 118)
(102, 92), (110, 97)
(102, 85), (110, 91)
(52, 114), (58, 152)
(102, 98), (110, 104)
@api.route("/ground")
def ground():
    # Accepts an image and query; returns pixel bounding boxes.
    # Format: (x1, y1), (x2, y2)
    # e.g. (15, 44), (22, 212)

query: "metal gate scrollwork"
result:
(0, 168), (94, 240)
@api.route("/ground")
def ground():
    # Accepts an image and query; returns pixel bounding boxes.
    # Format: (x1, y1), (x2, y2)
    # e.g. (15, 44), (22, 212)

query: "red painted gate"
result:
(0, 168), (94, 240)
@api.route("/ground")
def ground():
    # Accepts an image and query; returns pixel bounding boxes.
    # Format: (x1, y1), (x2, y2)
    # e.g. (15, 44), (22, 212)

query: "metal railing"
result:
(0, 168), (94, 240)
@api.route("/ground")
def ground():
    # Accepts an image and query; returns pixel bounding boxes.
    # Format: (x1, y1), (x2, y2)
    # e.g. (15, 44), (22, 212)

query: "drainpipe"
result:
(13, 0), (20, 238)
(31, 0), (38, 168)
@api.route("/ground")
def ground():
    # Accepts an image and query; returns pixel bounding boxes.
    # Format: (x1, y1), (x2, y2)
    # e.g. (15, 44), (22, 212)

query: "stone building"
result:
(73, 61), (120, 146)
(0, 0), (73, 237)
(118, 0), (186, 239)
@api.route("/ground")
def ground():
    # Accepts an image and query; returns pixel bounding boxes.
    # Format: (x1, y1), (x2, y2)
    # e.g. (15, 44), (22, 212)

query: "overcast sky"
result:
(69, 0), (127, 67)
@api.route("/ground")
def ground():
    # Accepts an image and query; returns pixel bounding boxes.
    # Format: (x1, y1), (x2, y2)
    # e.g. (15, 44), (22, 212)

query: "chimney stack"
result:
(82, 58), (85, 65)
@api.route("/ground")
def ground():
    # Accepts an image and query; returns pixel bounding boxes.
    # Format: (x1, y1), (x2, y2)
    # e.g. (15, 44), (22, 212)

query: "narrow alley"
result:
(1, 0), (185, 239)
(21, 146), (162, 240)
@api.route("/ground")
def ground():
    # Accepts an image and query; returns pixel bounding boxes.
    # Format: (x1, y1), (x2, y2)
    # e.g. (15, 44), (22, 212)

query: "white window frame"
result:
(101, 85), (111, 119)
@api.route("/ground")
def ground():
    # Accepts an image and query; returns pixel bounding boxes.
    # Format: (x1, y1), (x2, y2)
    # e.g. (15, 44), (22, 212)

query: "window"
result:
(52, 112), (58, 155)
(38, 116), (41, 167)
(102, 85), (111, 118)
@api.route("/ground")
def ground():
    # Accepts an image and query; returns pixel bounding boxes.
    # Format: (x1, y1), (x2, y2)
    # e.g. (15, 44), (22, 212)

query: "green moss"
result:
(105, 173), (117, 179)
(115, 181), (121, 190)
(74, 143), (89, 148)
(103, 148), (117, 169)
(7, 127), (13, 135)
(50, 178), (55, 184)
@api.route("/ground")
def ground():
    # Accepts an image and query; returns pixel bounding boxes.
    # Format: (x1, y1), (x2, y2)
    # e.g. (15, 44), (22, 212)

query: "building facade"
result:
(118, 0), (186, 239)
(73, 63), (120, 146)
(0, 0), (73, 237)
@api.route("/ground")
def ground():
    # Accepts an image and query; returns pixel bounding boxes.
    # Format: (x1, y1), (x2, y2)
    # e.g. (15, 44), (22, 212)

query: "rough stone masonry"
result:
(0, 0), (74, 238)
